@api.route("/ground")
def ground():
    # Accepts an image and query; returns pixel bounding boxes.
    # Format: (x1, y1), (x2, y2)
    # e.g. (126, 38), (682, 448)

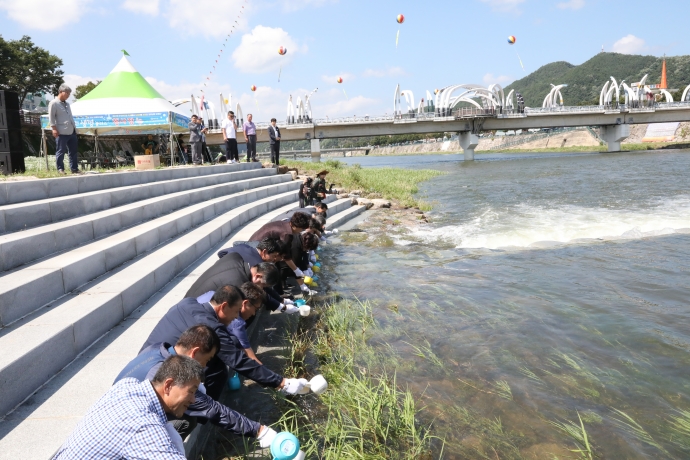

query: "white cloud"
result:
(0, 0), (93, 30)
(165, 0), (251, 39)
(279, 0), (337, 12)
(557, 0), (585, 10)
(321, 73), (355, 84)
(122, 0), (160, 15)
(483, 73), (513, 86)
(612, 34), (646, 54)
(479, 0), (525, 13)
(362, 67), (406, 78)
(232, 26), (304, 74)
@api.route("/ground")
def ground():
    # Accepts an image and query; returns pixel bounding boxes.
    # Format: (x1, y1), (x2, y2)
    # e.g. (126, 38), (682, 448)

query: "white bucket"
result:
(299, 305), (311, 317)
(309, 374), (328, 395)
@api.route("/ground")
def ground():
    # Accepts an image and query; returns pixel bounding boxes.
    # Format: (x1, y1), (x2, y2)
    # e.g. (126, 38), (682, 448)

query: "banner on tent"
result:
(40, 111), (191, 135)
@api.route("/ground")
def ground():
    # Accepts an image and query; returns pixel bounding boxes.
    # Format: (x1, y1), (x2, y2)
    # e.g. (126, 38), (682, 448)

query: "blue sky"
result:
(1, 0), (687, 121)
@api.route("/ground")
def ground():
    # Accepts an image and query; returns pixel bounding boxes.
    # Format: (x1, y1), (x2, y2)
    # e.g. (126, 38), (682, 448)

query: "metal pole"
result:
(42, 128), (49, 170)
(169, 119), (176, 167)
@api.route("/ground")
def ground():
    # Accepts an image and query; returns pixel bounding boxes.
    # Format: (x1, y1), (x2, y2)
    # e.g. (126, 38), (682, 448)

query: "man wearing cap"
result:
(312, 170), (329, 202)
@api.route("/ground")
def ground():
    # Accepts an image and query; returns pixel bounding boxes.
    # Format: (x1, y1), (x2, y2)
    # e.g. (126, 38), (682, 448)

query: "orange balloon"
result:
(396, 14), (405, 24)
(336, 77), (343, 84)
(251, 85), (257, 92)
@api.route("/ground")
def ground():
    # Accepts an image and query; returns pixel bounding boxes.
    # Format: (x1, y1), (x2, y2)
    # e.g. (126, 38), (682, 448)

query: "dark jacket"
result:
(270, 207), (316, 223)
(249, 220), (293, 243)
(185, 252), (250, 299)
(217, 244), (262, 266)
(268, 125), (281, 145)
(291, 233), (310, 271)
(141, 298), (283, 387)
(215, 245), (282, 312)
(115, 342), (261, 437)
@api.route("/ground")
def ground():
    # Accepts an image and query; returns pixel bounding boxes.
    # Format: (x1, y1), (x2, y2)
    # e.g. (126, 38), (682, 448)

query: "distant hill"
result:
(504, 53), (690, 107)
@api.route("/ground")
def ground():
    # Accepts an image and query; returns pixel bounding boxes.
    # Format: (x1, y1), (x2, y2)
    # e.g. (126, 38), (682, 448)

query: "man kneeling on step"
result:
(115, 324), (284, 446)
(141, 286), (310, 404)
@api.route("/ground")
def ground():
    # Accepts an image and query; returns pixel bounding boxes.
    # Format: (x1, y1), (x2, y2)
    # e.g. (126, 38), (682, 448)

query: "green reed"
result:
(277, 298), (441, 459)
(549, 412), (594, 460)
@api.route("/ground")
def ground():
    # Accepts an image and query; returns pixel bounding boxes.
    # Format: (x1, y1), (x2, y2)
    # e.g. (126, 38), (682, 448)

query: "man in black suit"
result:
(268, 118), (281, 166)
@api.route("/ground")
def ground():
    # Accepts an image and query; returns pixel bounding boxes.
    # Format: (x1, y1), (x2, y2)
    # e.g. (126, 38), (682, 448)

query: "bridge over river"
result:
(198, 80), (690, 160)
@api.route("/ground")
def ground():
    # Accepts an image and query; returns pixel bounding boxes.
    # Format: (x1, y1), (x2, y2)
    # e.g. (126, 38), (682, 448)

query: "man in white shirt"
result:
(221, 111), (239, 163)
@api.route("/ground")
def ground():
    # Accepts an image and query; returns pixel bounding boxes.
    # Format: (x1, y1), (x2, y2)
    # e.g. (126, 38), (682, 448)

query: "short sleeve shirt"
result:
(221, 118), (237, 139)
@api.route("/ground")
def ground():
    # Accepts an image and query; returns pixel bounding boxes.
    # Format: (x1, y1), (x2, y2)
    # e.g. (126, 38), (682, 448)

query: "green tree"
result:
(0, 35), (64, 105)
(74, 80), (101, 99)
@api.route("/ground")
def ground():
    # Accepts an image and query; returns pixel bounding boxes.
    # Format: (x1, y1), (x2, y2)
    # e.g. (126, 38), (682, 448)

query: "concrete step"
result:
(324, 198), (352, 217)
(0, 188), (301, 420)
(0, 163), (261, 207)
(0, 164), (268, 234)
(0, 195), (367, 459)
(324, 204), (366, 229)
(0, 172), (289, 272)
(0, 179), (300, 327)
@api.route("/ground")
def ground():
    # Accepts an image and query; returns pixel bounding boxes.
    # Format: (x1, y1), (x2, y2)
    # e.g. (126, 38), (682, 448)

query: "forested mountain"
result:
(504, 53), (690, 107)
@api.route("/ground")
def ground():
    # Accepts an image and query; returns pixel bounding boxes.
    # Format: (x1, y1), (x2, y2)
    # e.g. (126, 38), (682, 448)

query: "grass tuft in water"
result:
(610, 408), (668, 454)
(669, 409), (690, 451)
(403, 339), (445, 371)
(492, 380), (513, 400)
(277, 298), (440, 459)
(549, 412), (594, 460)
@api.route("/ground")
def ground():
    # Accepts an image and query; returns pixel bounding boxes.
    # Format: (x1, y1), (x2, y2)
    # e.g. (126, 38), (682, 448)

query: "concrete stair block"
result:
(0, 163), (262, 207)
(324, 205), (366, 229)
(0, 191), (365, 458)
(0, 165), (270, 233)
(0, 188), (299, 418)
(0, 173), (291, 272)
(0, 181), (299, 326)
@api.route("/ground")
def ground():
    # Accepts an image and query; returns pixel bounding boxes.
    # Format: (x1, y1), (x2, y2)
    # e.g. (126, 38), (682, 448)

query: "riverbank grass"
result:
(275, 298), (440, 459)
(281, 159), (443, 210)
(1, 156), (135, 180)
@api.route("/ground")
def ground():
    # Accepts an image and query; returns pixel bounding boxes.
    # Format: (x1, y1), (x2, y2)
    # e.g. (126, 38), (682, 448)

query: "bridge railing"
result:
(656, 101), (690, 110)
(452, 107), (497, 118)
(525, 105), (608, 115)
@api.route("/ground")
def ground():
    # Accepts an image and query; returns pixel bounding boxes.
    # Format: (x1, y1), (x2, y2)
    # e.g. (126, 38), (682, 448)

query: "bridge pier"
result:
(459, 132), (479, 161)
(310, 138), (321, 162)
(599, 125), (630, 152)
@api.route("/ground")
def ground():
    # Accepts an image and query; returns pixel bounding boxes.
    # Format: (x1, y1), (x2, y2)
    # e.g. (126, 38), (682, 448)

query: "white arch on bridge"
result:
(400, 90), (415, 112)
(542, 84), (567, 108)
(683, 84), (690, 102)
(286, 95), (295, 124)
(659, 89), (674, 102)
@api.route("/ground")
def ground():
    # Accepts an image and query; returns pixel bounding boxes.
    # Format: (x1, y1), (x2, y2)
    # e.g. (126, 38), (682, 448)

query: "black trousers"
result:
(270, 141), (280, 165)
(204, 355), (229, 401)
(246, 135), (257, 161)
(225, 138), (239, 161)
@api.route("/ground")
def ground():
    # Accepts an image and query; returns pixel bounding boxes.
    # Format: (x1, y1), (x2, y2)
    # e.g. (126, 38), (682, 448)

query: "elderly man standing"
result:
(48, 84), (79, 174)
(54, 355), (202, 459)
(188, 114), (207, 166)
(243, 113), (257, 162)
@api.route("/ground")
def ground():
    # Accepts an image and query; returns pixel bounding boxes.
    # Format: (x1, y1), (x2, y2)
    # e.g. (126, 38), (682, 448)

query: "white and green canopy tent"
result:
(40, 53), (191, 166)
(42, 54), (190, 135)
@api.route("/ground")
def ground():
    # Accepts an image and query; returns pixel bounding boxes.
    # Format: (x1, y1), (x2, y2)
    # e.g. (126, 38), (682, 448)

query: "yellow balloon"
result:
(315, 254), (319, 260)
(312, 266), (321, 273)
(311, 282), (318, 288)
(303, 276), (313, 284)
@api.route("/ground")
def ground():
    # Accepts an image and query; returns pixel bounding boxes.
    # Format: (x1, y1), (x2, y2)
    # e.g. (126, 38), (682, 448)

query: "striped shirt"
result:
(53, 378), (185, 460)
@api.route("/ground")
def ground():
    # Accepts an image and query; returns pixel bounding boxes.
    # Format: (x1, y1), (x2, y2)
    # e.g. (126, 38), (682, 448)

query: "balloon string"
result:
(278, 66), (282, 82)
(516, 51), (525, 71)
(396, 29), (400, 49)
(343, 89), (348, 99)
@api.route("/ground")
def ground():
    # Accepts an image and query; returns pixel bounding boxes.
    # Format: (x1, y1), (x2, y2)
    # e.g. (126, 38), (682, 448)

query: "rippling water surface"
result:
(326, 151), (690, 459)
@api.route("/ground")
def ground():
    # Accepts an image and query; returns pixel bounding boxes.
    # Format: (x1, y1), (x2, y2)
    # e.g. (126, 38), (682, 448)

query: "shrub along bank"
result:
(275, 298), (441, 459)
(282, 159), (443, 210)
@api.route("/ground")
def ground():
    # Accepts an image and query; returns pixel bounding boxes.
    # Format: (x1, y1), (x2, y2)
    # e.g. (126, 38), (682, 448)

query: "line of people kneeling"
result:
(53, 203), (337, 459)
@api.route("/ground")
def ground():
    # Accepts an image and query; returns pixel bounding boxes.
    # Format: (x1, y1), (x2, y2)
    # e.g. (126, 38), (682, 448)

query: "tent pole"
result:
(169, 112), (175, 168)
(42, 129), (49, 170)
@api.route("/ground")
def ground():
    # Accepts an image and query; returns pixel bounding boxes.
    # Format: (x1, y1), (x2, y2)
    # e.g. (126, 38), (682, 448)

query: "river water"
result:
(326, 151), (690, 459)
